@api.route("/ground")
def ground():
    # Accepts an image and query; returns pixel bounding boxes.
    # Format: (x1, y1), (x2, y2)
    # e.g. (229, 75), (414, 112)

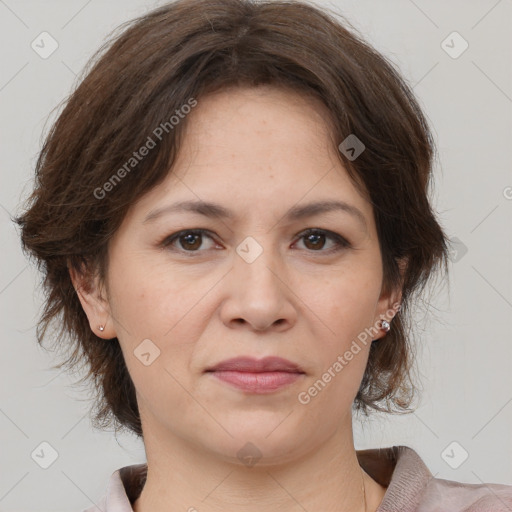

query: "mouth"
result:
(204, 356), (305, 394)
(205, 356), (305, 374)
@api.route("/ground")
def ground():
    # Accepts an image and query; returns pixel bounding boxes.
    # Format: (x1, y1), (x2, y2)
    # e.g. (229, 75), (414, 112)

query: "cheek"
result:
(110, 270), (201, 410)
(107, 250), (183, 335)
(308, 280), (377, 407)
(310, 266), (380, 337)
(107, 254), (206, 373)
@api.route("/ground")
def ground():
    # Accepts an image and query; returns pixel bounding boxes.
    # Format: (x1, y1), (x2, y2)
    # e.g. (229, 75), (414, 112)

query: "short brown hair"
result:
(15, 0), (450, 437)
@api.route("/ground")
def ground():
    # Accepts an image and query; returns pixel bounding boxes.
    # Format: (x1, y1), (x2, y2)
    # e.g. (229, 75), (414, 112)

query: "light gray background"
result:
(1, 0), (511, 510)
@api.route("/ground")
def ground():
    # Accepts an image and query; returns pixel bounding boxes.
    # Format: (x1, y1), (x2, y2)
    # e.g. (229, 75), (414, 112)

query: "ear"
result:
(68, 260), (117, 339)
(372, 256), (407, 342)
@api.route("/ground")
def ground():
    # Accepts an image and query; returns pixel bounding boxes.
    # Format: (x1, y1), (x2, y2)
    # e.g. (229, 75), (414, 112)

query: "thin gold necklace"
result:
(361, 468), (367, 512)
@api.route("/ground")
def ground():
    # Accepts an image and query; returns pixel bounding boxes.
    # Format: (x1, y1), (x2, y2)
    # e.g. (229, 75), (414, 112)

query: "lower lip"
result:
(207, 370), (304, 393)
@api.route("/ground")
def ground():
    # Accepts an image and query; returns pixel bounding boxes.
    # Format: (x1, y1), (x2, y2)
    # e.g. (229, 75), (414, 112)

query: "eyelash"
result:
(159, 228), (351, 256)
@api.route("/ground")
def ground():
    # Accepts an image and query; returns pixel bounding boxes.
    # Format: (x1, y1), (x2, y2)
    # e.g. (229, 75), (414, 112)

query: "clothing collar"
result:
(92, 445), (433, 512)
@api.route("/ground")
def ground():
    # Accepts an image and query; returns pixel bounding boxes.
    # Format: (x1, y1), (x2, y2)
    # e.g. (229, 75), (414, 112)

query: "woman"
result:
(15, 0), (512, 510)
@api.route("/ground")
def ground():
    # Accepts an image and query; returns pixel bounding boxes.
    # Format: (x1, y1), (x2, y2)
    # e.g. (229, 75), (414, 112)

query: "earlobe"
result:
(68, 262), (116, 339)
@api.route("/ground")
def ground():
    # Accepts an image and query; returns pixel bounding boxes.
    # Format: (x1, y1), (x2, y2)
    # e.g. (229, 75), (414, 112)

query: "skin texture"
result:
(71, 85), (403, 512)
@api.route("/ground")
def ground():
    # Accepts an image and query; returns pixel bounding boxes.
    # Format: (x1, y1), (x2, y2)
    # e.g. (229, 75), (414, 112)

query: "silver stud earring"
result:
(98, 325), (105, 332)
(380, 319), (391, 332)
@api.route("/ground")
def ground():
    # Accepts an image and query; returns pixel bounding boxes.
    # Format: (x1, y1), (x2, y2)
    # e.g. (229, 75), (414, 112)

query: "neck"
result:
(133, 420), (384, 512)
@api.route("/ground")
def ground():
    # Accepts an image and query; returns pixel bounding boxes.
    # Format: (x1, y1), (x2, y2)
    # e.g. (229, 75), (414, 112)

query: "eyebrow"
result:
(143, 199), (367, 230)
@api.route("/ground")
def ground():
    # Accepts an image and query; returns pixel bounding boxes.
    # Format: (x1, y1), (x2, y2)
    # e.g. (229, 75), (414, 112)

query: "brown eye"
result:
(303, 231), (327, 250)
(160, 228), (350, 256)
(179, 232), (203, 250)
(295, 229), (350, 253)
(162, 229), (217, 253)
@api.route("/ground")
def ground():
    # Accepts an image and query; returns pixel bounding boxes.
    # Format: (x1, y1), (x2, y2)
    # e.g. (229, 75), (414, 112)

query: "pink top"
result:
(82, 445), (512, 511)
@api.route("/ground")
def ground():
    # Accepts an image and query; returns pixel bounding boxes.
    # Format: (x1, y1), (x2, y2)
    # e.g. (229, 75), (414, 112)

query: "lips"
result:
(205, 356), (305, 394)
(205, 356), (305, 374)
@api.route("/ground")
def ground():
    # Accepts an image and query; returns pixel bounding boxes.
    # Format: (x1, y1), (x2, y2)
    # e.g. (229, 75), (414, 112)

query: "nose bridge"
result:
(218, 229), (299, 332)
(224, 236), (290, 330)
(234, 234), (282, 291)
(228, 231), (298, 317)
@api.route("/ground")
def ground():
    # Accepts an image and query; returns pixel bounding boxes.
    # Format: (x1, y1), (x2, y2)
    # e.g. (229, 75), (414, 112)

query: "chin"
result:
(202, 425), (311, 468)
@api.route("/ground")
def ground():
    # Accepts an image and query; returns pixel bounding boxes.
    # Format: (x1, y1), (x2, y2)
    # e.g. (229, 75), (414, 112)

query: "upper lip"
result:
(205, 356), (305, 373)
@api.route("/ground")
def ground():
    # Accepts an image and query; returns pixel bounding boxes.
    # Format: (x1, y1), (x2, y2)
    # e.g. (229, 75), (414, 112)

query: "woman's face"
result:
(79, 85), (401, 464)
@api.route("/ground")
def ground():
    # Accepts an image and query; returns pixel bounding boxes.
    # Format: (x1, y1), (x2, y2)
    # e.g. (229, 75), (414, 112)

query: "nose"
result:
(219, 242), (297, 333)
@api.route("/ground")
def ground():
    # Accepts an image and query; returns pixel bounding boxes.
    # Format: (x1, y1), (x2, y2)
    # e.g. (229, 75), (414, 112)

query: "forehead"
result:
(128, 85), (373, 228)
(183, 85), (335, 157)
